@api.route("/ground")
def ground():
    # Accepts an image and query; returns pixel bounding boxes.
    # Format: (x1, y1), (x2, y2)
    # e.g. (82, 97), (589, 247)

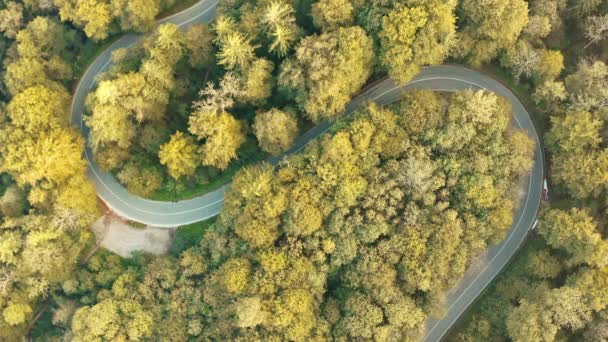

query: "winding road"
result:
(70, 1), (544, 340)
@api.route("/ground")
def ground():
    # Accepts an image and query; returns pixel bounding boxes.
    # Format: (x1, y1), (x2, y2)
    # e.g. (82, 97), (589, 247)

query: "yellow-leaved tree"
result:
(159, 131), (200, 180)
(379, 1), (456, 83)
(278, 26), (375, 122)
(253, 108), (299, 155)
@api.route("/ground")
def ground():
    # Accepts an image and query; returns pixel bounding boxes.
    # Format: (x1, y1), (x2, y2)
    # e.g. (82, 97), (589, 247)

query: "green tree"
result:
(572, 0), (604, 17)
(0, 186), (25, 218)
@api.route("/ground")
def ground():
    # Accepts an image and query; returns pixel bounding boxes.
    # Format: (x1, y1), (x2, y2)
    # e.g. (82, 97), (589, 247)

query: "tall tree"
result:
(539, 208), (607, 267)
(378, 1), (456, 83)
(279, 26), (374, 122)
(312, 0), (358, 32)
(457, 0), (529, 66)
(6, 85), (70, 134)
(0, 1), (24, 38)
(71, 299), (153, 341)
(240, 58), (274, 104)
(217, 31), (257, 70)
(188, 75), (246, 170)
(253, 108), (299, 155)
(504, 40), (542, 83)
(584, 15), (608, 48)
(261, 0), (299, 56)
(572, 0), (604, 17)
(0, 127), (87, 188)
(189, 110), (246, 170)
(111, 0), (160, 33)
(564, 60), (608, 113)
(55, 0), (113, 41)
(159, 131), (200, 180)
(185, 23), (214, 67)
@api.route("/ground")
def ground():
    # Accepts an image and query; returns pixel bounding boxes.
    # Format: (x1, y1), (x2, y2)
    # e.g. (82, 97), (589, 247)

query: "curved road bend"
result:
(70, 1), (544, 340)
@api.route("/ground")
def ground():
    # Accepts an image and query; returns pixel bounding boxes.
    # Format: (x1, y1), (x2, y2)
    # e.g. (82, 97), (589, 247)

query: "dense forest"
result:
(453, 0), (608, 341)
(35, 89), (534, 340)
(0, 0), (604, 340)
(83, 0), (457, 200)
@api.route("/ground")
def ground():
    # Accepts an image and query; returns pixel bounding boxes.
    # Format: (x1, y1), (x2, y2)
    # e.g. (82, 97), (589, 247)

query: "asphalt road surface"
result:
(70, 1), (544, 340)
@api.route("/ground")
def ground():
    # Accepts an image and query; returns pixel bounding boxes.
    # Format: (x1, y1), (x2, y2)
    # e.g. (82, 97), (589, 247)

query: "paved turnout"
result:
(70, 1), (544, 340)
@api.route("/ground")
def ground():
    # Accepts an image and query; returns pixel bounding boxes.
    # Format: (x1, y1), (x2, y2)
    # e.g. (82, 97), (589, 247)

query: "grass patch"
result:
(28, 303), (63, 341)
(171, 217), (216, 256)
(152, 171), (234, 201)
(126, 220), (147, 229)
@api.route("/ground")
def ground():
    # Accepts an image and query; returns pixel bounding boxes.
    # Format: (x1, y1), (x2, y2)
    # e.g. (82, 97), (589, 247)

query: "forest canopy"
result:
(2, 0), (605, 340)
(82, 0), (458, 201)
(44, 89), (534, 341)
(454, 0), (608, 340)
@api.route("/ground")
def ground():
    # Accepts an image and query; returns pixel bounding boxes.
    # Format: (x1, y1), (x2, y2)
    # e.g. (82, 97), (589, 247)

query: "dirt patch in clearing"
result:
(90, 214), (176, 258)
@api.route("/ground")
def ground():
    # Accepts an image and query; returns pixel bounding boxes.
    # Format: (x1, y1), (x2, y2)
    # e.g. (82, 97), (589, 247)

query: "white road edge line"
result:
(423, 173), (533, 340)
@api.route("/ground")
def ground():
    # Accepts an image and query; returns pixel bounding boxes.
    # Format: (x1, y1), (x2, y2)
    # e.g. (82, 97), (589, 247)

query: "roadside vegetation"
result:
(0, 0), (604, 340)
(452, 0), (608, 341)
(83, 0), (457, 200)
